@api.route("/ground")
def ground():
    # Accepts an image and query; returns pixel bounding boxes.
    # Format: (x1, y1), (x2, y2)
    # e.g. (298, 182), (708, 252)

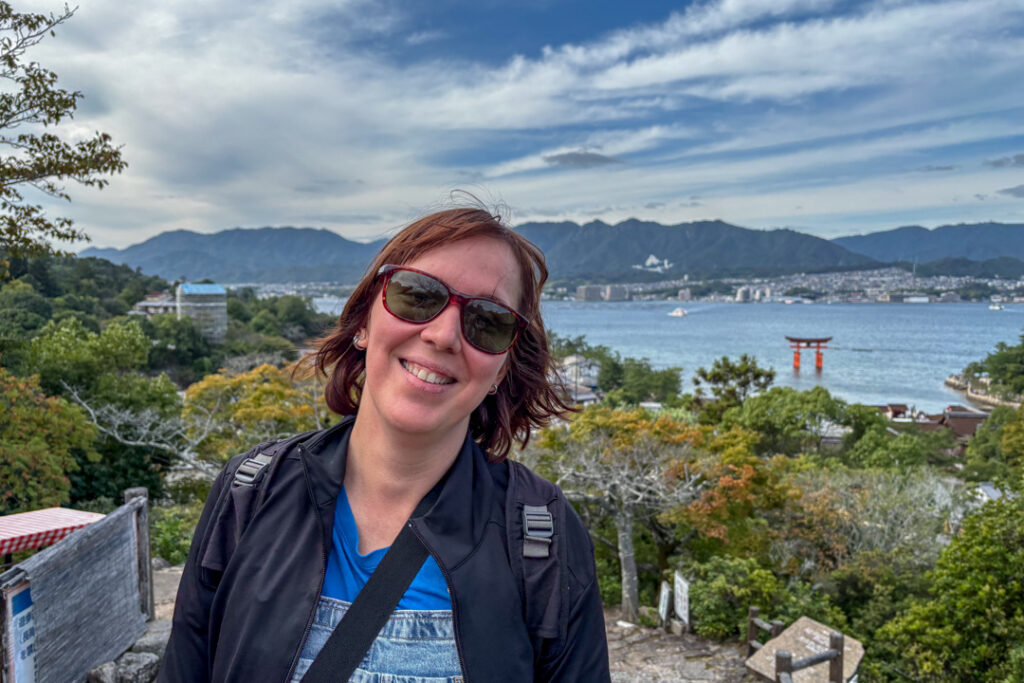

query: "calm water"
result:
(312, 296), (1024, 412)
(542, 302), (1024, 411)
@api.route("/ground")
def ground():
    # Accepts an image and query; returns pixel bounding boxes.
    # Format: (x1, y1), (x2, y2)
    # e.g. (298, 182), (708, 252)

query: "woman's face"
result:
(356, 235), (523, 443)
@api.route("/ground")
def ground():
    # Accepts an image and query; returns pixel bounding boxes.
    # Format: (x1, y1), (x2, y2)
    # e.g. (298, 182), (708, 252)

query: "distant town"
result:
(555, 266), (1024, 304)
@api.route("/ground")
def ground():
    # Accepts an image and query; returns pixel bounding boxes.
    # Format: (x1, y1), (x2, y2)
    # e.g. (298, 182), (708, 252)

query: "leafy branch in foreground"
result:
(0, 2), (126, 277)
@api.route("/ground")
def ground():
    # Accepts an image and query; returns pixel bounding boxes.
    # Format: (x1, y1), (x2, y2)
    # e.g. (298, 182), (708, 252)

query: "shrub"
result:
(151, 502), (204, 565)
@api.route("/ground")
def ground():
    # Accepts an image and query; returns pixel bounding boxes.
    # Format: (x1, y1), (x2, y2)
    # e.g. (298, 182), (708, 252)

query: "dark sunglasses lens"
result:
(463, 299), (518, 353)
(386, 270), (448, 321)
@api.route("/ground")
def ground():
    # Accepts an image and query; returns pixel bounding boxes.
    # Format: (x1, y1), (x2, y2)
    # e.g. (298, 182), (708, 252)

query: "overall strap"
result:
(301, 522), (429, 683)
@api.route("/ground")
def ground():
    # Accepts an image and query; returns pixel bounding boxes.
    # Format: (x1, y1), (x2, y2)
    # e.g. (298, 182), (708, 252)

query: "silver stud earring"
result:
(352, 333), (367, 351)
(488, 383), (498, 395)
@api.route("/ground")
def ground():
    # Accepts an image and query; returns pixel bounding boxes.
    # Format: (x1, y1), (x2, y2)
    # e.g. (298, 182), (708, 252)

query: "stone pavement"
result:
(154, 566), (756, 681)
(604, 608), (755, 682)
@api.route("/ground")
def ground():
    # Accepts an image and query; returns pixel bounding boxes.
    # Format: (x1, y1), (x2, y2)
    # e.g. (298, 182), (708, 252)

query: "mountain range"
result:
(80, 220), (1024, 284)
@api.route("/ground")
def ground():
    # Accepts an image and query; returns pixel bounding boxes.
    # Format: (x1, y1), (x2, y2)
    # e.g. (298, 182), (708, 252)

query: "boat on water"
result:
(990, 303), (1005, 311)
(668, 307), (688, 317)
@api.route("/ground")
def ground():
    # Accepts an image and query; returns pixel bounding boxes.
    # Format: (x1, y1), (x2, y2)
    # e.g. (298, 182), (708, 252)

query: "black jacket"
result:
(159, 419), (611, 682)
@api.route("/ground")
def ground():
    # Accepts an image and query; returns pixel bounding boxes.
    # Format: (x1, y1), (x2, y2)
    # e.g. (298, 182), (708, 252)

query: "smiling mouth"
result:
(401, 360), (455, 385)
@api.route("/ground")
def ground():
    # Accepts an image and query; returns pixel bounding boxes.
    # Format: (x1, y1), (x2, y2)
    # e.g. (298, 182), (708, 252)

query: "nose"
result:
(419, 302), (463, 352)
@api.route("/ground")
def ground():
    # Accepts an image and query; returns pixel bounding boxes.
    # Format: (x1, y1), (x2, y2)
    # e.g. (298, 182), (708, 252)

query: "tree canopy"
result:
(0, 2), (126, 278)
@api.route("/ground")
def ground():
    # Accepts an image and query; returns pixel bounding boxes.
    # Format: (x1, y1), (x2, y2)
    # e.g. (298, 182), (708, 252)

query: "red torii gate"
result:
(786, 336), (832, 372)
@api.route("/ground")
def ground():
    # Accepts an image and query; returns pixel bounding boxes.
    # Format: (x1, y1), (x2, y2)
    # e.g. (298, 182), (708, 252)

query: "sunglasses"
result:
(376, 265), (528, 354)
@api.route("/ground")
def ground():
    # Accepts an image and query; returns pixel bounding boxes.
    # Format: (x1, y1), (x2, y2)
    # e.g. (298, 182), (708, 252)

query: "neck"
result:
(344, 415), (468, 553)
(346, 414), (468, 507)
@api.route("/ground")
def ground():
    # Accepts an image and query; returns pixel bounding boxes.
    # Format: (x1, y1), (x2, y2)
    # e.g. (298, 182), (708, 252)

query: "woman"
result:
(160, 208), (611, 682)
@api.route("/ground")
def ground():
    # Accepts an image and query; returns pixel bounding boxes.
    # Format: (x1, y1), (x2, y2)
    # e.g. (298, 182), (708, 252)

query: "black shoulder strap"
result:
(506, 460), (570, 642)
(301, 522), (429, 683)
(231, 429), (319, 489)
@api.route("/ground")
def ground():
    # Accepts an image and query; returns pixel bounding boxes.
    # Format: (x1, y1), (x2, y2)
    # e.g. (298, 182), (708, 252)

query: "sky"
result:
(18, 0), (1024, 249)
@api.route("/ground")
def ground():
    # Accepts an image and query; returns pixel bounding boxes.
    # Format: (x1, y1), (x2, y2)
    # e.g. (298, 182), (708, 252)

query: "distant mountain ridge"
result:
(515, 219), (875, 281)
(84, 219), (879, 283)
(832, 222), (1024, 263)
(82, 227), (386, 283)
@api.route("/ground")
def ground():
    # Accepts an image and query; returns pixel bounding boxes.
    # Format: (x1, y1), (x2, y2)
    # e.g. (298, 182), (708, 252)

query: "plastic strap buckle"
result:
(522, 504), (553, 559)
(233, 452), (273, 487)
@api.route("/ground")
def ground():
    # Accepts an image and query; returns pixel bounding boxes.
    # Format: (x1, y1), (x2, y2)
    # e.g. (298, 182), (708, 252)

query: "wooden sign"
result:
(658, 581), (671, 625)
(673, 571), (690, 625)
(745, 616), (864, 682)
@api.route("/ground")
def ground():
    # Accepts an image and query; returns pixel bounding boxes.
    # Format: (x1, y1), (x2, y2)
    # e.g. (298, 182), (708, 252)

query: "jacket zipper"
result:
(409, 520), (470, 682)
(284, 443), (329, 682)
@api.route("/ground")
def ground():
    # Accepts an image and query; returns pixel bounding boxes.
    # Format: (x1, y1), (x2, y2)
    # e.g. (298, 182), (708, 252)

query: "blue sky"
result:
(22, 0), (1024, 248)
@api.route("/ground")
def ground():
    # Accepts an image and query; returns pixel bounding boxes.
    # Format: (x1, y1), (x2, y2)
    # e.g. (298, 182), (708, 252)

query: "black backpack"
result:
(225, 429), (570, 644)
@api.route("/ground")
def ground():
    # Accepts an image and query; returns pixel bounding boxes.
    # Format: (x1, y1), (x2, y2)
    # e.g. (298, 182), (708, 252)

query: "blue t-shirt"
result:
(322, 486), (452, 610)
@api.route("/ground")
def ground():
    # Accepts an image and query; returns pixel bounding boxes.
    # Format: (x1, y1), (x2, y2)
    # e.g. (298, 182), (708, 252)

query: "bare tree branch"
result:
(62, 382), (221, 479)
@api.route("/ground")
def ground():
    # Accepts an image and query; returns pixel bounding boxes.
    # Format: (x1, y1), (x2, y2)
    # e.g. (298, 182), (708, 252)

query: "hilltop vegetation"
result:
(533, 334), (1023, 681)
(0, 252), (334, 507)
(3, 250), (1023, 681)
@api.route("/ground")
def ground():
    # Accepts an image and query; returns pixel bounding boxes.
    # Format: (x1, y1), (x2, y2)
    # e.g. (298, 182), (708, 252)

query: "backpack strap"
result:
(505, 460), (570, 642)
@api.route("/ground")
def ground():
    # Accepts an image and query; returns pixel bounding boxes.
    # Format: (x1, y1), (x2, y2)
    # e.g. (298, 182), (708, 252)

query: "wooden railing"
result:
(775, 631), (844, 683)
(747, 606), (846, 683)
(746, 605), (784, 657)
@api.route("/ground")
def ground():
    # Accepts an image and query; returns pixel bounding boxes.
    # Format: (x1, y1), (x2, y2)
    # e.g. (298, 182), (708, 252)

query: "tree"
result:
(722, 386), (847, 456)
(963, 406), (1021, 484)
(0, 366), (96, 513)
(842, 423), (954, 469)
(876, 494), (1024, 681)
(533, 406), (703, 622)
(183, 364), (331, 463)
(691, 354), (775, 424)
(0, 3), (126, 278)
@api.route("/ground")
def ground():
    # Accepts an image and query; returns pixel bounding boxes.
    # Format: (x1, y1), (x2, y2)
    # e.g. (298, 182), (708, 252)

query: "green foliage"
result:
(842, 423), (954, 469)
(143, 313), (216, 385)
(963, 406), (1021, 484)
(548, 331), (682, 404)
(151, 501), (204, 565)
(0, 280), (51, 337)
(27, 317), (150, 395)
(24, 316), (180, 504)
(0, 367), (96, 513)
(0, 3), (126, 278)
(722, 386), (846, 455)
(876, 495), (1024, 681)
(690, 354), (775, 424)
(685, 556), (845, 640)
(969, 332), (1024, 397)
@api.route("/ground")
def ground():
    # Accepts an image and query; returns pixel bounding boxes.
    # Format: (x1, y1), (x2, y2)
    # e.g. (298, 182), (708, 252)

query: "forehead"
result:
(400, 236), (523, 309)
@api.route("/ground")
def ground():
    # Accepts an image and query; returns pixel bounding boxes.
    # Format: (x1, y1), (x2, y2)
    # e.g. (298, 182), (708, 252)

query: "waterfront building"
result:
(604, 285), (630, 301)
(576, 285), (604, 302)
(176, 283), (228, 343)
(677, 288), (692, 301)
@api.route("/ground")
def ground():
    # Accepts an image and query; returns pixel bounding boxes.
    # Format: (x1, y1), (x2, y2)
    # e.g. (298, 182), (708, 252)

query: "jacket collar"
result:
(295, 418), (501, 571)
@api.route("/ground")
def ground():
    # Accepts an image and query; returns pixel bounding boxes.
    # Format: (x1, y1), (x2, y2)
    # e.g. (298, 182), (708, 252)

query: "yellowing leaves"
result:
(184, 364), (331, 462)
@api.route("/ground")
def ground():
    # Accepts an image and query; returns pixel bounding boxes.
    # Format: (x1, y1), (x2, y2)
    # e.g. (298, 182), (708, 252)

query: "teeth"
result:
(402, 361), (454, 385)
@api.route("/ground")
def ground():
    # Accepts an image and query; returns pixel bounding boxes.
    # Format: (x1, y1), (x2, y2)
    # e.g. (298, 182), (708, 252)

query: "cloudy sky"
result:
(22, 0), (1024, 249)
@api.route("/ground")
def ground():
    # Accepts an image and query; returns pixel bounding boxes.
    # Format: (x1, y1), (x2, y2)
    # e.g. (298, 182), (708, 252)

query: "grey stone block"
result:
(87, 661), (118, 683)
(114, 651), (160, 683)
(131, 619), (173, 658)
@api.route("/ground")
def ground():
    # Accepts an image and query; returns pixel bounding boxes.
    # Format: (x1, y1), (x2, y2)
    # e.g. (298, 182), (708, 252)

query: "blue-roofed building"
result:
(176, 283), (227, 343)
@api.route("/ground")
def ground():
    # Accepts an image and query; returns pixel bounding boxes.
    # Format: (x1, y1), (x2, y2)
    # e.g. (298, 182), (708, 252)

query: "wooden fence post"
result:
(829, 631), (845, 683)
(775, 649), (793, 682)
(747, 606), (760, 656)
(771, 619), (784, 638)
(124, 487), (154, 620)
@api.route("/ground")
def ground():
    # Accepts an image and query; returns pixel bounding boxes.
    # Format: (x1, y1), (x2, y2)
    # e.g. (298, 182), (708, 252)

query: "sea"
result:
(312, 297), (1024, 412)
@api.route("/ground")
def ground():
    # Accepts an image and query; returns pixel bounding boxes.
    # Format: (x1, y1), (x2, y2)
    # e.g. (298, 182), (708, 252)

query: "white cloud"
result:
(9, 0), (1024, 248)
